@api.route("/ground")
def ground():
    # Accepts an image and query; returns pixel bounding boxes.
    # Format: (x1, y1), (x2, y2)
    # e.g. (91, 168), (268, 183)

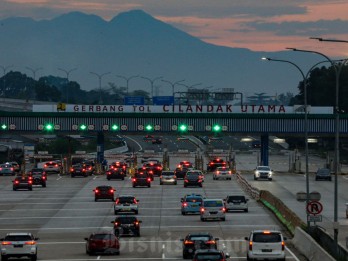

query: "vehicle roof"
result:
(194, 249), (222, 254)
(6, 232), (33, 236)
(186, 232), (213, 237)
(185, 194), (203, 198)
(96, 185), (113, 189)
(203, 198), (223, 201)
(117, 195), (136, 198)
(250, 230), (282, 234)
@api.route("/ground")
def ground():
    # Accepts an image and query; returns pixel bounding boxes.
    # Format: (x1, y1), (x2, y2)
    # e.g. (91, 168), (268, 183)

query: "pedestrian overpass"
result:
(0, 104), (344, 166)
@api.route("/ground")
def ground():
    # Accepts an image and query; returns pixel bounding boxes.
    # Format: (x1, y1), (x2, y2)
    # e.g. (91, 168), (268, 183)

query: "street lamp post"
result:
(58, 68), (77, 103)
(177, 82), (202, 90)
(116, 75), (139, 95)
(90, 72), (111, 104)
(262, 57), (333, 230)
(140, 76), (163, 100)
(26, 67), (42, 80)
(287, 47), (348, 244)
(161, 79), (185, 98)
(0, 65), (13, 96)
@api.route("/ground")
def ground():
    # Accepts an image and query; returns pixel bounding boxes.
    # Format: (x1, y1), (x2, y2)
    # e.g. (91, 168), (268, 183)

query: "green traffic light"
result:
(80, 124), (87, 130)
(212, 124), (222, 132)
(44, 123), (53, 131)
(145, 124), (153, 131)
(111, 124), (119, 131)
(1, 124), (7, 130)
(179, 124), (188, 132)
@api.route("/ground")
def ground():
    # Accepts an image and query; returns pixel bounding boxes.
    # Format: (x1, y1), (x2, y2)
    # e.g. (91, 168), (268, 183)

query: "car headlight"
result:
(255, 171), (260, 176)
(269, 172), (273, 176)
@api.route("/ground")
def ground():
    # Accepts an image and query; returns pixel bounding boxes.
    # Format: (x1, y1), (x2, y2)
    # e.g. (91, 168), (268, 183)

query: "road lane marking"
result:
(285, 246), (300, 261)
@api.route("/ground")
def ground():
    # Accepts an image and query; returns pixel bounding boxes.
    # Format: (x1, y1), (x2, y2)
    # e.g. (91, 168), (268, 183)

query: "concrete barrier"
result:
(292, 227), (336, 261)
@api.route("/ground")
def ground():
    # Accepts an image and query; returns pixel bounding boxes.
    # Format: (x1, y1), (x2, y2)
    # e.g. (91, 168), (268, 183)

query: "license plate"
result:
(210, 211), (218, 214)
(190, 204), (197, 207)
(14, 244), (23, 248)
(123, 208), (131, 211)
(262, 249), (272, 252)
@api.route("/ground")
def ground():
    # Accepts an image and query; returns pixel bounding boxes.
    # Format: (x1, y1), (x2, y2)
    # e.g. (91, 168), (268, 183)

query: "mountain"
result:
(0, 10), (322, 97)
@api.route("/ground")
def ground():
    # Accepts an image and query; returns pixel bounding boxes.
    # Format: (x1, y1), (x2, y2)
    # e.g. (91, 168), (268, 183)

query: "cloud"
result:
(244, 19), (348, 36)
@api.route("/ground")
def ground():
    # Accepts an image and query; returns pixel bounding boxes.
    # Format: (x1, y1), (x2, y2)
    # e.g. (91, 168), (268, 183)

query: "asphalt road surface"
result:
(0, 172), (305, 260)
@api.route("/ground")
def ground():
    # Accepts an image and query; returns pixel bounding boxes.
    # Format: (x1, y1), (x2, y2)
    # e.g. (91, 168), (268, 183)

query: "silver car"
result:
(213, 167), (232, 180)
(160, 171), (177, 185)
(114, 195), (139, 214)
(200, 199), (226, 221)
(0, 232), (39, 261)
(254, 166), (273, 181)
(224, 195), (249, 212)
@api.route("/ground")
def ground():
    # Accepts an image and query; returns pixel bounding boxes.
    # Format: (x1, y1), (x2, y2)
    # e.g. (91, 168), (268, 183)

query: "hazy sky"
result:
(1, 0), (348, 57)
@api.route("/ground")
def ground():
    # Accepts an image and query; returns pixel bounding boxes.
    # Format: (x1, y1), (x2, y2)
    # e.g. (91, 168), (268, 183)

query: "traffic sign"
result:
(307, 215), (322, 222)
(124, 96), (145, 105)
(306, 201), (323, 215)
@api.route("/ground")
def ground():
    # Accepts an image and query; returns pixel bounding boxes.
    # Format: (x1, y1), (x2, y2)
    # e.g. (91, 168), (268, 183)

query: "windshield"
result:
(4, 235), (33, 241)
(195, 254), (223, 260)
(186, 197), (202, 203)
(227, 196), (246, 202)
(116, 217), (137, 223)
(118, 197), (135, 203)
(257, 166), (271, 171)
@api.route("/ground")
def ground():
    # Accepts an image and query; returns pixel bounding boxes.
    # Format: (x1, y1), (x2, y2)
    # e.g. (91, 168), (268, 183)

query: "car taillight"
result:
(107, 172), (111, 175)
(282, 241), (285, 250)
(132, 178), (136, 182)
(200, 207), (205, 213)
(115, 199), (119, 204)
(217, 171), (220, 174)
(70, 168), (74, 172)
(221, 207), (226, 212)
(198, 179), (202, 182)
(184, 240), (194, 245)
(249, 241), (253, 250)
(134, 199), (138, 204)
(28, 180), (32, 184)
(55, 164), (58, 167)
(10, 167), (13, 171)
(14, 180), (19, 184)
(82, 169), (86, 172)
(147, 178), (151, 182)
(95, 189), (99, 193)
(115, 222), (119, 226)
(206, 240), (216, 244)
(110, 189), (114, 193)
(44, 164), (47, 168)
(134, 221), (139, 225)
(184, 179), (188, 183)
(42, 176), (46, 180)
(25, 241), (36, 245)
(1, 241), (11, 245)
(228, 171), (232, 174)
(173, 175), (177, 179)
(0, 168), (2, 171)
(182, 202), (188, 207)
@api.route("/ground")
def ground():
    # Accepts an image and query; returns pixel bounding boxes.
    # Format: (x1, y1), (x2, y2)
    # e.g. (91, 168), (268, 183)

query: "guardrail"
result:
(235, 172), (260, 200)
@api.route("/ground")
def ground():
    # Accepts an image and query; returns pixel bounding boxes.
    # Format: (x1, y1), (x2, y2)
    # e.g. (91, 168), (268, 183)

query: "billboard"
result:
(153, 96), (174, 105)
(124, 96), (145, 105)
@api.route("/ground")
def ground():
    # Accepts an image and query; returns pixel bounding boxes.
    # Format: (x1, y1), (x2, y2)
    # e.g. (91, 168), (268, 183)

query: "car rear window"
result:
(135, 173), (149, 178)
(118, 197), (135, 203)
(189, 236), (211, 241)
(186, 197), (202, 203)
(116, 217), (137, 223)
(227, 196), (246, 203)
(162, 172), (174, 176)
(195, 254), (223, 260)
(186, 173), (200, 177)
(91, 234), (114, 240)
(98, 186), (112, 191)
(252, 233), (281, 242)
(203, 200), (223, 207)
(5, 235), (32, 241)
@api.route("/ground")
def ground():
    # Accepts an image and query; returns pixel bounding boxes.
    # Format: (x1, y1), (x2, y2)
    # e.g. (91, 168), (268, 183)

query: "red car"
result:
(85, 232), (120, 255)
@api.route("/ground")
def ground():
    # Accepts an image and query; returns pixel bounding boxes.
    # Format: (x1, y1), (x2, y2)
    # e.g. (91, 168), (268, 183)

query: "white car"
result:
(43, 161), (61, 174)
(114, 195), (139, 214)
(0, 232), (39, 261)
(224, 195), (249, 212)
(254, 166), (273, 181)
(245, 230), (286, 260)
(213, 167), (232, 180)
(200, 198), (226, 221)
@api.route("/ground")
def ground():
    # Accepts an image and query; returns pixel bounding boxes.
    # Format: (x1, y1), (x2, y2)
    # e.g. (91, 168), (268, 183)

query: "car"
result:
(224, 195), (249, 212)
(184, 171), (203, 187)
(193, 249), (230, 261)
(178, 161), (194, 169)
(8, 162), (20, 173)
(160, 171), (177, 185)
(207, 158), (227, 172)
(181, 194), (204, 215)
(252, 140), (261, 148)
(152, 137), (162, 144)
(106, 167), (126, 180)
(181, 233), (219, 259)
(315, 168), (332, 181)
(27, 168), (47, 187)
(200, 198), (226, 221)
(140, 158), (160, 164)
(0, 164), (15, 176)
(109, 161), (127, 172)
(175, 167), (189, 179)
(114, 195), (139, 214)
(12, 176), (33, 191)
(132, 172), (151, 187)
(43, 161), (61, 174)
(254, 166), (273, 180)
(0, 233), (39, 261)
(213, 166), (232, 180)
(93, 186), (115, 201)
(143, 162), (163, 176)
(70, 164), (88, 177)
(143, 135), (154, 142)
(82, 162), (95, 175)
(245, 230), (286, 261)
(137, 167), (154, 181)
(85, 232), (120, 256)
(111, 216), (142, 237)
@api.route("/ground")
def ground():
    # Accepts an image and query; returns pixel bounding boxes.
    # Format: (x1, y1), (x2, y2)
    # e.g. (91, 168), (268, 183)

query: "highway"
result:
(0, 170), (305, 260)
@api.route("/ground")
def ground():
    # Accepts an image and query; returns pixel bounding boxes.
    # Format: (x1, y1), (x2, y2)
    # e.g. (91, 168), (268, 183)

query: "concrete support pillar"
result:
(260, 134), (269, 166)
